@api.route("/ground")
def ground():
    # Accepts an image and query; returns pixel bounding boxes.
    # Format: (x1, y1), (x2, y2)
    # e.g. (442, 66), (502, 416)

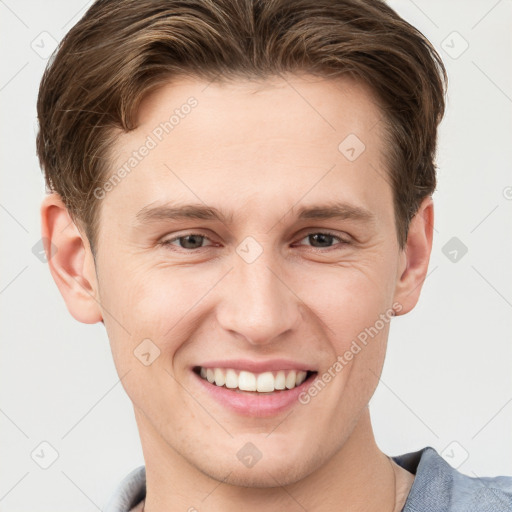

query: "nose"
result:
(216, 249), (302, 347)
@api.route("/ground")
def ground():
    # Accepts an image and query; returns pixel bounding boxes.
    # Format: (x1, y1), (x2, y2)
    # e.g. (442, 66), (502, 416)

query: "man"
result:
(36, 0), (512, 510)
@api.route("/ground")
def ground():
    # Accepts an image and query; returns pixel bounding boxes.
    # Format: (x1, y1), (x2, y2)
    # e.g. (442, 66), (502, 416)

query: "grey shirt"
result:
(103, 446), (512, 511)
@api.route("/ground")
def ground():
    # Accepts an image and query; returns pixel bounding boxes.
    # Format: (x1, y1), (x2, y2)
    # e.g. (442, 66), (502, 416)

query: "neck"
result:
(137, 407), (400, 512)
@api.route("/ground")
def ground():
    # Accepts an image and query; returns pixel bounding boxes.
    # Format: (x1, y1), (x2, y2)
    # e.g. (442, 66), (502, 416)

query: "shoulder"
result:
(393, 446), (512, 511)
(103, 465), (146, 512)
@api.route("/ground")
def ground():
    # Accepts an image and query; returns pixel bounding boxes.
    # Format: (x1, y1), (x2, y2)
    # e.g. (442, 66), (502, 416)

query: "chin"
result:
(195, 451), (318, 489)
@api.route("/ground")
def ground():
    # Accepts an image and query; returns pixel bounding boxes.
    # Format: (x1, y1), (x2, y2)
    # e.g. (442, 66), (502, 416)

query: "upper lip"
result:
(194, 359), (316, 373)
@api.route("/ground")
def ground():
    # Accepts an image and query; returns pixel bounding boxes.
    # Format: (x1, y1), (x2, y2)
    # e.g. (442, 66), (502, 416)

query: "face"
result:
(89, 74), (408, 486)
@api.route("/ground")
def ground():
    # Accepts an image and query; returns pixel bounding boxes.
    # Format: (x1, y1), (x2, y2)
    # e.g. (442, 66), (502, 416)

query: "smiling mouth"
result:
(193, 366), (317, 393)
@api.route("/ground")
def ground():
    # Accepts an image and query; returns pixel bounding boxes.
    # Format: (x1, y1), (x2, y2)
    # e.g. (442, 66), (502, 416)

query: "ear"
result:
(40, 192), (103, 324)
(393, 196), (434, 315)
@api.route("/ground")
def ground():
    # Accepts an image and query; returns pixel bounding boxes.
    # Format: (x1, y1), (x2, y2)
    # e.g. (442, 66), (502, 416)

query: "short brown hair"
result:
(36, 0), (447, 255)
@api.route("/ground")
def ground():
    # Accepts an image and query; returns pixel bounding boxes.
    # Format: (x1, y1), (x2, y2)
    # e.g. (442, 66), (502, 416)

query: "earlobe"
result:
(40, 193), (103, 324)
(393, 196), (434, 316)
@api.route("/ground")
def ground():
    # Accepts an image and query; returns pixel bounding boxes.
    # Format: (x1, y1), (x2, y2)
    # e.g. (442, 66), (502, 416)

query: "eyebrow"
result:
(135, 201), (375, 226)
(135, 203), (235, 225)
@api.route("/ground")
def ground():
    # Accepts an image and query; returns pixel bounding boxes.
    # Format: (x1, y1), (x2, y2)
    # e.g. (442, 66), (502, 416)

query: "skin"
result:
(41, 73), (432, 511)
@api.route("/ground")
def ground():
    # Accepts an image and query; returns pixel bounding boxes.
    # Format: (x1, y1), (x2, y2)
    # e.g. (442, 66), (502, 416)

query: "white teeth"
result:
(296, 371), (307, 386)
(256, 372), (275, 392)
(197, 367), (311, 392)
(238, 371), (257, 391)
(274, 370), (286, 390)
(214, 368), (225, 387)
(225, 369), (238, 389)
(285, 370), (297, 389)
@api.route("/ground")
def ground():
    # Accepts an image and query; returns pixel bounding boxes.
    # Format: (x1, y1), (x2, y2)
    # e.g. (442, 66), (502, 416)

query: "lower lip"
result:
(192, 370), (317, 418)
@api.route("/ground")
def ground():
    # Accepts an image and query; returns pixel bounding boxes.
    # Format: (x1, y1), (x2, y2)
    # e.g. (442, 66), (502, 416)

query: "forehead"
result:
(104, 73), (392, 227)
(137, 72), (384, 142)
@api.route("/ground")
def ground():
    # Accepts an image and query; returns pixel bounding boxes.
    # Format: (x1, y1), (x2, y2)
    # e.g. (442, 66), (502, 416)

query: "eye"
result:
(160, 233), (213, 250)
(295, 231), (349, 250)
(159, 230), (350, 252)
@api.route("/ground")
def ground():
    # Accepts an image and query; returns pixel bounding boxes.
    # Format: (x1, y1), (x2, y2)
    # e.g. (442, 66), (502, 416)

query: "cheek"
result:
(300, 265), (393, 401)
(98, 265), (195, 421)
(302, 263), (393, 339)
(99, 261), (226, 374)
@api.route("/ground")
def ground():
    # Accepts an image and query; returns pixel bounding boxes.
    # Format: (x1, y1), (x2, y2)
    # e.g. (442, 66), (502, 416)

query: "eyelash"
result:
(159, 231), (350, 252)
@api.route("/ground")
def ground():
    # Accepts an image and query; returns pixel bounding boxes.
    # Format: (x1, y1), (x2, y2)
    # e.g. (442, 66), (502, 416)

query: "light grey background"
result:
(1, 0), (511, 510)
